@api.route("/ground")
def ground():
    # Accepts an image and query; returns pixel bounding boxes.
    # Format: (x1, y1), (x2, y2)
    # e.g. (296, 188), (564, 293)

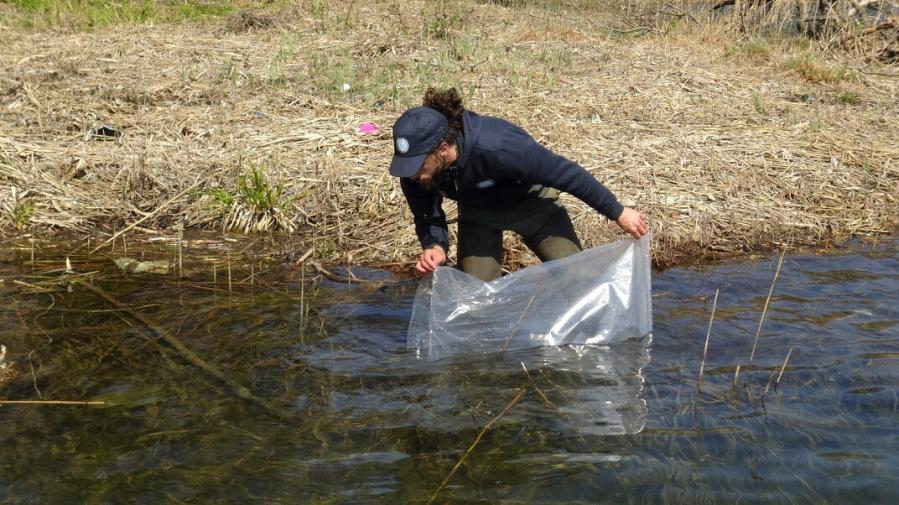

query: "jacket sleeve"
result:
(400, 178), (450, 252)
(492, 126), (625, 221)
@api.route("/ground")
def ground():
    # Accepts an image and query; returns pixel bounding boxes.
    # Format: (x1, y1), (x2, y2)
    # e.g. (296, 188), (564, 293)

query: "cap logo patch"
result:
(396, 137), (410, 154)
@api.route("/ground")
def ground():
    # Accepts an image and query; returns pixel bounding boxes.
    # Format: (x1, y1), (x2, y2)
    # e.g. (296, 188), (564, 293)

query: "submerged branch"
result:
(426, 387), (527, 505)
(81, 282), (293, 421)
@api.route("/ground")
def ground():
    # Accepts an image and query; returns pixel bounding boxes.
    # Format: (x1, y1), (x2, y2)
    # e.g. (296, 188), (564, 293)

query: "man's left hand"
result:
(616, 207), (647, 239)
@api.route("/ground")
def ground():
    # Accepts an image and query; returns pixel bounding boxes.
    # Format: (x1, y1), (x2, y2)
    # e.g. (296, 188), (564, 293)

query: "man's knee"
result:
(534, 234), (581, 262)
(458, 219), (504, 282)
(459, 255), (503, 282)
(526, 207), (582, 261)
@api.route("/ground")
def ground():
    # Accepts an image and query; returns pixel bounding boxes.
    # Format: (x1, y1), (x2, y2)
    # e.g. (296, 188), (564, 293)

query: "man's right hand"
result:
(616, 207), (647, 239)
(415, 245), (447, 275)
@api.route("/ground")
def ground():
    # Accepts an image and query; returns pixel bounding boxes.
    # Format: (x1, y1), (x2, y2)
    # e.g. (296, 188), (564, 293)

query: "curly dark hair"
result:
(423, 87), (464, 144)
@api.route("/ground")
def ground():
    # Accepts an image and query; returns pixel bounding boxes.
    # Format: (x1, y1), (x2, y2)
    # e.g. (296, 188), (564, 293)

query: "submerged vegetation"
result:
(0, 0), (896, 268)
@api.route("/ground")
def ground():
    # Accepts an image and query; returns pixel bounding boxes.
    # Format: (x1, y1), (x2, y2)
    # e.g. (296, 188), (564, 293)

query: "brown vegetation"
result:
(0, 1), (896, 269)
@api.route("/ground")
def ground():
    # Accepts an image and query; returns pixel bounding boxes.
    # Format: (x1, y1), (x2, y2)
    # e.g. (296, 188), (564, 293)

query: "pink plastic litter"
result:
(357, 122), (380, 134)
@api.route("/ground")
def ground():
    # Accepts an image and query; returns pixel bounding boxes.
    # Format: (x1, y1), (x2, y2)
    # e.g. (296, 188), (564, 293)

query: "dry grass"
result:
(0, 0), (896, 269)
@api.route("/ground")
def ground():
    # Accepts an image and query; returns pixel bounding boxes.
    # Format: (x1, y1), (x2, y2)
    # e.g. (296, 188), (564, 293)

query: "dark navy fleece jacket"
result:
(400, 110), (624, 252)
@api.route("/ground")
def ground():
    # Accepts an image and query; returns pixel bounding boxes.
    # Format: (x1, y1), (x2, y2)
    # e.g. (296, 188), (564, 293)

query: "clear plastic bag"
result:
(408, 236), (653, 361)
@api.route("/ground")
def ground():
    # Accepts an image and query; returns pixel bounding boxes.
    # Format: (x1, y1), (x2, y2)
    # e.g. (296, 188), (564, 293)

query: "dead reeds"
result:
(697, 250), (797, 404)
(0, 1), (896, 270)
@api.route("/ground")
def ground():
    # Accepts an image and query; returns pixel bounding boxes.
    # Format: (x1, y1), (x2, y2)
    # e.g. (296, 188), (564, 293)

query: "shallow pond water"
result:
(0, 237), (896, 504)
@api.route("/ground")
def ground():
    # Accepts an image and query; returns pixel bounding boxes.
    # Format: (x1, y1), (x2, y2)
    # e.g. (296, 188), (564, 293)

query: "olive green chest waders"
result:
(457, 186), (582, 282)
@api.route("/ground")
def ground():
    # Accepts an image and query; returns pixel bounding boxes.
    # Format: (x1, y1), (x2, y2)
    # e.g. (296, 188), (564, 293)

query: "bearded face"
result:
(410, 149), (451, 191)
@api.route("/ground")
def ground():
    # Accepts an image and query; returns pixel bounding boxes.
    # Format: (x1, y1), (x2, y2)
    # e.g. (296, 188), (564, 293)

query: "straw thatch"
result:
(0, 1), (896, 269)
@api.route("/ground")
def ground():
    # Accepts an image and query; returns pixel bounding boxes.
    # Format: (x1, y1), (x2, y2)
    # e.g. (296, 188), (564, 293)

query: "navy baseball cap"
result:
(389, 107), (449, 177)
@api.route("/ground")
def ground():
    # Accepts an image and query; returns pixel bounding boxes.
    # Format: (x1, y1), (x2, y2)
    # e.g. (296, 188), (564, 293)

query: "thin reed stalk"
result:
(764, 346), (794, 397)
(300, 262), (305, 338)
(177, 220), (183, 278)
(521, 362), (556, 409)
(775, 346), (793, 388)
(750, 250), (785, 363)
(501, 296), (535, 353)
(27, 351), (41, 398)
(296, 248), (314, 337)
(697, 288), (719, 392)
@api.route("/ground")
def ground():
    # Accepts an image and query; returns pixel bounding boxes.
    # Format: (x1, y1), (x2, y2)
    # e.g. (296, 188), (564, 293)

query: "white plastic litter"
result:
(408, 236), (653, 361)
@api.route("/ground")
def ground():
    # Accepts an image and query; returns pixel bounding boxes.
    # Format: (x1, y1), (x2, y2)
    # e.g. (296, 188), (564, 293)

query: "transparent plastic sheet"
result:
(408, 236), (653, 361)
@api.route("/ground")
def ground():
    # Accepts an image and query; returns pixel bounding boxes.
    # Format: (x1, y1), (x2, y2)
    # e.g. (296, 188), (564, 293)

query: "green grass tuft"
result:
(238, 165), (287, 214)
(12, 200), (35, 230)
(724, 38), (771, 59)
(752, 91), (766, 114)
(209, 188), (235, 207)
(838, 92), (858, 105)
(785, 54), (858, 84)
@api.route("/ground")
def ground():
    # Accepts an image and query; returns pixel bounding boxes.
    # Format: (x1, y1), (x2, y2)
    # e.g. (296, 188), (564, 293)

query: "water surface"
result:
(0, 238), (896, 504)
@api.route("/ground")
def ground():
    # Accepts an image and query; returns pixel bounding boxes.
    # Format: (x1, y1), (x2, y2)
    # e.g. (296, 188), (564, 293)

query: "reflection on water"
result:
(0, 238), (897, 504)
